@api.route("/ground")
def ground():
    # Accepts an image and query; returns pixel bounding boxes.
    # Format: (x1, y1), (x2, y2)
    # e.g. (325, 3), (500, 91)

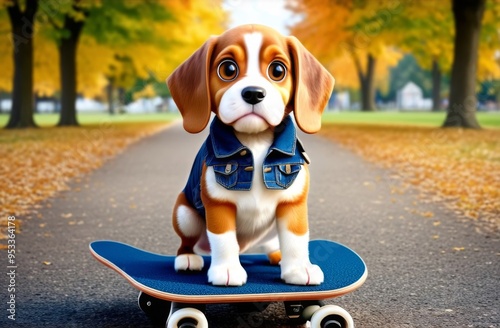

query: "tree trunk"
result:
(107, 78), (115, 115)
(359, 54), (376, 111)
(57, 6), (87, 127)
(58, 37), (79, 126)
(117, 87), (125, 113)
(443, 0), (486, 128)
(5, 0), (38, 129)
(432, 59), (441, 111)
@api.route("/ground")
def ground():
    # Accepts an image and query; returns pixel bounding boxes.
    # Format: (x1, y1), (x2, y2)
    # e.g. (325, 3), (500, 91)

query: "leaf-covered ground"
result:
(0, 122), (170, 246)
(320, 124), (500, 232)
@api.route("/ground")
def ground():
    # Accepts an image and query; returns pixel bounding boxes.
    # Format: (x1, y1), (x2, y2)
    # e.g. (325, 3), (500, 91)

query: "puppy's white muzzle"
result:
(218, 77), (286, 134)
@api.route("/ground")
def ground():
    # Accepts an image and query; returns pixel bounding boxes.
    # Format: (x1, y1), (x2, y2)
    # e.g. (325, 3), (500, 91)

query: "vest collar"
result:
(210, 115), (297, 158)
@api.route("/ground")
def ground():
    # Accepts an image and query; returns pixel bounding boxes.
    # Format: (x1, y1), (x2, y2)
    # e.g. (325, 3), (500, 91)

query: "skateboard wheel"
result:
(310, 305), (354, 328)
(302, 305), (321, 320)
(167, 308), (208, 328)
(137, 291), (171, 323)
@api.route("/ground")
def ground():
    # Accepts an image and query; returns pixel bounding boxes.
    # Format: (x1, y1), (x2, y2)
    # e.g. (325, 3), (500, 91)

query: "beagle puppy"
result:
(167, 24), (334, 286)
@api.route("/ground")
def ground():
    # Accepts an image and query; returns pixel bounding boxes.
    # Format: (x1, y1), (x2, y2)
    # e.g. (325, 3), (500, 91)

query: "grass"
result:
(1, 111), (499, 129)
(322, 111), (500, 128)
(0, 112), (179, 128)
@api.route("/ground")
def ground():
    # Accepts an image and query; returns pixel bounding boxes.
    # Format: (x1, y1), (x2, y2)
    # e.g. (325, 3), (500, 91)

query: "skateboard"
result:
(90, 239), (367, 328)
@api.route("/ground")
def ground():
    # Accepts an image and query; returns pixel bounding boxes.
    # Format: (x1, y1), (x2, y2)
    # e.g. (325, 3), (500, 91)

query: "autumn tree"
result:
(1, 0), (227, 126)
(39, 0), (174, 126)
(55, 2), (88, 126)
(393, 0), (499, 125)
(288, 0), (401, 111)
(104, 55), (136, 115)
(389, 2), (454, 111)
(2, 0), (38, 128)
(104, 0), (228, 111)
(442, 0), (486, 128)
(44, 0), (226, 123)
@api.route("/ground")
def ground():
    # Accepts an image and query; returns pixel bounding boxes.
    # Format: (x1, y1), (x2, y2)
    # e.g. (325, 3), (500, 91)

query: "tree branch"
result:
(44, 12), (62, 30)
(6, 0), (21, 24)
(349, 46), (365, 83)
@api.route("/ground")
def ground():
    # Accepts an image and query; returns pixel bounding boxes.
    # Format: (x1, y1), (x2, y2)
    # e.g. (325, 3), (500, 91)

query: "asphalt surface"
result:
(1, 121), (498, 328)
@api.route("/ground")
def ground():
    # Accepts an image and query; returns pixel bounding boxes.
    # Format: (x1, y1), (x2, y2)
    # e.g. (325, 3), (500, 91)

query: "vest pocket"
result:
(213, 163), (238, 189)
(275, 164), (302, 188)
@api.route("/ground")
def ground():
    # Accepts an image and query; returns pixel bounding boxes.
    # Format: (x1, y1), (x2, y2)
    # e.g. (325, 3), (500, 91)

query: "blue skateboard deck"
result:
(90, 240), (367, 304)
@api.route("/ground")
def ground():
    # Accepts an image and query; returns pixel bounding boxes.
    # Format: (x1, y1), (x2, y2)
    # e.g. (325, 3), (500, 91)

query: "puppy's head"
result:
(167, 24), (334, 134)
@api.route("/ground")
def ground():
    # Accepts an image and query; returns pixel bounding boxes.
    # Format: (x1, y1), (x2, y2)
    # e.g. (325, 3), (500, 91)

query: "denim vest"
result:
(183, 115), (309, 218)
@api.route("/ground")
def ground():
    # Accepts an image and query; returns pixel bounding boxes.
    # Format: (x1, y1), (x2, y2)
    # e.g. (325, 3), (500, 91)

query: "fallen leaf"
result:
(421, 211), (434, 218)
(320, 124), (500, 227)
(0, 122), (170, 247)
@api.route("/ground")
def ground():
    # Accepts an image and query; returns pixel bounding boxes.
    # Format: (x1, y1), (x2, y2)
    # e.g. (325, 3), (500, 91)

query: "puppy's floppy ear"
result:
(167, 37), (217, 133)
(286, 36), (335, 134)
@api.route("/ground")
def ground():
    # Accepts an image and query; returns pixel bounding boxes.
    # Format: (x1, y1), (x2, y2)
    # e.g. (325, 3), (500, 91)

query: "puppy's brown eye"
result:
(217, 60), (239, 81)
(267, 61), (286, 82)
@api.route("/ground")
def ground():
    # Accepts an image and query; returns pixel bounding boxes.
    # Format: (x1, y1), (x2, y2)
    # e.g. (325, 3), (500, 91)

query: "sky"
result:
(223, 0), (299, 35)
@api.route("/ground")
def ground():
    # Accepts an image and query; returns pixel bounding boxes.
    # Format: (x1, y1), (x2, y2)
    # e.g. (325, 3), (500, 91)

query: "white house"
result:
(76, 97), (106, 112)
(125, 96), (164, 113)
(397, 82), (432, 111)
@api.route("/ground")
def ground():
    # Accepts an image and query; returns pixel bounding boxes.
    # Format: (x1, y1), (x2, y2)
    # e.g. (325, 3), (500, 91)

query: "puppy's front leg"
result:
(205, 202), (247, 286)
(276, 201), (324, 285)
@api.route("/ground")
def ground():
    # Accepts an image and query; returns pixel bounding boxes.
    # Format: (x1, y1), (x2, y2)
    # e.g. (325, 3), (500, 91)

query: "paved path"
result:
(2, 121), (498, 327)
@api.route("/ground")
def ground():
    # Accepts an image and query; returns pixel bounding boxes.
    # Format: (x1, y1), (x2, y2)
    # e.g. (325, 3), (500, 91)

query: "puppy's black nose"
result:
(241, 87), (266, 105)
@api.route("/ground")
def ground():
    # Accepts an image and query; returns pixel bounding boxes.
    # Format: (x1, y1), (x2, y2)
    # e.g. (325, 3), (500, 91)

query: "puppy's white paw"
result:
(174, 254), (204, 271)
(281, 263), (324, 285)
(208, 263), (247, 286)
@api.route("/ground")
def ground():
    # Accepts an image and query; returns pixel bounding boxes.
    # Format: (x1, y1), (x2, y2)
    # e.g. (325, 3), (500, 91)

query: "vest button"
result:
(240, 150), (247, 156)
(244, 166), (254, 172)
(263, 167), (272, 173)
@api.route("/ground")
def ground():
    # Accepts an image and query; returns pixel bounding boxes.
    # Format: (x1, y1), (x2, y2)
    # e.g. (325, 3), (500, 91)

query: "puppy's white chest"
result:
(233, 134), (276, 230)
(204, 131), (306, 249)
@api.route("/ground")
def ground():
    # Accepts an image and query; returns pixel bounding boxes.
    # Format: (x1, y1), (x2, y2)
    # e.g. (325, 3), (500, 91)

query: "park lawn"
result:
(320, 123), (500, 231)
(1, 111), (498, 128)
(0, 112), (179, 127)
(0, 116), (173, 246)
(322, 111), (500, 128)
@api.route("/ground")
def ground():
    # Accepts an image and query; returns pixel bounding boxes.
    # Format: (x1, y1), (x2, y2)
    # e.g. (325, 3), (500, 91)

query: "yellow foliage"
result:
(34, 34), (59, 97)
(289, 0), (500, 88)
(0, 0), (228, 97)
(288, 0), (401, 89)
(77, 35), (116, 98)
(398, 0), (499, 78)
(328, 46), (402, 91)
(0, 14), (13, 92)
(478, 1), (500, 80)
(153, 0), (228, 77)
(77, 0), (227, 97)
(133, 84), (156, 100)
